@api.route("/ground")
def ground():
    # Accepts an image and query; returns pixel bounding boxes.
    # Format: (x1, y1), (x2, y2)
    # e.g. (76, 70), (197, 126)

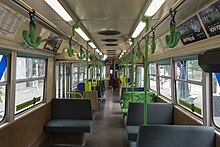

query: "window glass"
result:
(149, 63), (156, 75)
(15, 57), (45, 114)
(0, 55), (7, 121)
(187, 60), (202, 81)
(150, 75), (156, 91)
(159, 77), (171, 99)
(137, 66), (144, 87)
(176, 81), (203, 116)
(159, 65), (171, 77)
(15, 80), (44, 113)
(213, 73), (220, 127)
(72, 66), (79, 87)
(175, 59), (203, 117)
(79, 67), (85, 83)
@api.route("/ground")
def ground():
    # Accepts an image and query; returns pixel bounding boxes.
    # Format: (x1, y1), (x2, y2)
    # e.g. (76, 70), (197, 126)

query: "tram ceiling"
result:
(6, 0), (217, 59)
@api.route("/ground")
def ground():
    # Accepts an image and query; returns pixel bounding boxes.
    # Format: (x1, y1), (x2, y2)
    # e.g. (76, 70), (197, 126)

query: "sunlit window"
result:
(137, 66), (144, 87)
(149, 63), (156, 91)
(0, 55), (7, 121)
(158, 64), (171, 99)
(175, 60), (203, 117)
(15, 57), (46, 114)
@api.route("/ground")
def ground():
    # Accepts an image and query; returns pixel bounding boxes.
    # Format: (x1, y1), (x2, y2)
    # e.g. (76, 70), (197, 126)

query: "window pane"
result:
(137, 67), (144, 87)
(15, 80), (44, 113)
(176, 81), (203, 116)
(149, 63), (156, 75)
(16, 58), (45, 79)
(176, 61), (187, 80)
(187, 60), (202, 82)
(213, 73), (220, 127)
(159, 77), (171, 99)
(0, 85), (6, 121)
(159, 65), (170, 77)
(150, 75), (157, 91)
(0, 55), (7, 82)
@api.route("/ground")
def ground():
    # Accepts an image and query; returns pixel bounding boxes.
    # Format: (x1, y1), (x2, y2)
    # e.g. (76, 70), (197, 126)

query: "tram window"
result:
(79, 67), (85, 83)
(158, 64), (171, 99)
(137, 66), (144, 87)
(175, 60), (203, 117)
(72, 65), (79, 87)
(212, 73), (220, 127)
(0, 55), (7, 122)
(149, 63), (156, 91)
(15, 57), (46, 114)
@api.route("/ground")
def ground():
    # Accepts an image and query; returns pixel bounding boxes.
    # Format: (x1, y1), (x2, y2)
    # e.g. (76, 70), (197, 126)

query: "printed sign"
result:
(199, 1), (220, 37)
(0, 3), (23, 39)
(177, 15), (207, 45)
(44, 32), (63, 52)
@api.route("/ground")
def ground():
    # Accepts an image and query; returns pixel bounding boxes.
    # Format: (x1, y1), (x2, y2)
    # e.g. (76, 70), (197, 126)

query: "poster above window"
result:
(177, 15), (207, 45)
(199, 1), (220, 37)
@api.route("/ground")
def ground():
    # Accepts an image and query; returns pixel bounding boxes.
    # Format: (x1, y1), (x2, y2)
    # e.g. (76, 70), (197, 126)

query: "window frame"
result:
(0, 54), (8, 123)
(174, 59), (203, 118)
(14, 57), (47, 115)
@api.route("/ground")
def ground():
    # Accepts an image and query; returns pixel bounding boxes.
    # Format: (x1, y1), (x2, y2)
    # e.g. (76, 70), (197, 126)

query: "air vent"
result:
(106, 50), (117, 52)
(98, 30), (120, 36)
(101, 39), (118, 42)
(104, 44), (118, 46)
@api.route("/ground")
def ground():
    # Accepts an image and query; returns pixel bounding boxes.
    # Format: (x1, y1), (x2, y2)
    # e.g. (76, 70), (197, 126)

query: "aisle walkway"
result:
(85, 90), (129, 147)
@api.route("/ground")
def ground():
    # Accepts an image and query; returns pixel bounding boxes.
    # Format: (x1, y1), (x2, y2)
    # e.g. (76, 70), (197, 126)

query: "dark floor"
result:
(84, 90), (129, 147)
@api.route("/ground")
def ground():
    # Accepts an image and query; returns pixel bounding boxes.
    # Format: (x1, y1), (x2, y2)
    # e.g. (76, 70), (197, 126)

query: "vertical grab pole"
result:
(131, 39), (135, 102)
(86, 41), (89, 99)
(144, 17), (149, 124)
(126, 62), (128, 92)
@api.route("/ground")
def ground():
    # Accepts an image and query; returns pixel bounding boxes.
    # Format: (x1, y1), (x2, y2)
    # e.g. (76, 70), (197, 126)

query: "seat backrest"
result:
(126, 103), (144, 126)
(137, 125), (215, 147)
(147, 103), (174, 125)
(126, 103), (174, 126)
(51, 98), (92, 120)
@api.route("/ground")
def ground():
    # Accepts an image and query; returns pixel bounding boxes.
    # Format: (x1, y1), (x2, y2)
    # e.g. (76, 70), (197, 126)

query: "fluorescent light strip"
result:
(76, 28), (90, 41)
(103, 55), (108, 61)
(44, 0), (73, 22)
(89, 42), (96, 49)
(131, 21), (146, 38)
(131, 0), (166, 38)
(145, 0), (166, 17)
(95, 49), (100, 53)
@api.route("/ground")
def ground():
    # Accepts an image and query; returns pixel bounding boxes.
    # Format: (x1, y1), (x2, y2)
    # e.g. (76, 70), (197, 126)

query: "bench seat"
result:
(135, 125), (215, 147)
(44, 119), (92, 133)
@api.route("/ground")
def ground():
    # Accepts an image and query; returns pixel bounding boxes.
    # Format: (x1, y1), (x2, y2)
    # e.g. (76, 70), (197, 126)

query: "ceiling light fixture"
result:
(131, 0), (166, 38)
(145, 0), (166, 17)
(89, 42), (96, 49)
(44, 0), (73, 22)
(76, 28), (90, 41)
(103, 55), (108, 61)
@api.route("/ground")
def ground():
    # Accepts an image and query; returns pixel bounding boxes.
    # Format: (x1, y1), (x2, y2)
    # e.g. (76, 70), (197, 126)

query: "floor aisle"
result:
(84, 90), (129, 147)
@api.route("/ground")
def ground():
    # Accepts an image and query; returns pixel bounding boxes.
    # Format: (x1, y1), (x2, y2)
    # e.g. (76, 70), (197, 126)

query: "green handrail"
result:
(131, 39), (135, 102)
(143, 16), (149, 125)
(66, 91), (83, 98)
(86, 41), (90, 99)
(126, 62), (129, 92)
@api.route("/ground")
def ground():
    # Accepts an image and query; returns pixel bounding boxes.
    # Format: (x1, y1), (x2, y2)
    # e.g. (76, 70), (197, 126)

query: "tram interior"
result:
(0, 0), (220, 147)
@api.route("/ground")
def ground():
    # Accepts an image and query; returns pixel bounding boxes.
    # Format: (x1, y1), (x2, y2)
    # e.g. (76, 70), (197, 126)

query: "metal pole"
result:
(144, 17), (149, 125)
(126, 63), (128, 92)
(131, 42), (135, 102)
(86, 41), (89, 98)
